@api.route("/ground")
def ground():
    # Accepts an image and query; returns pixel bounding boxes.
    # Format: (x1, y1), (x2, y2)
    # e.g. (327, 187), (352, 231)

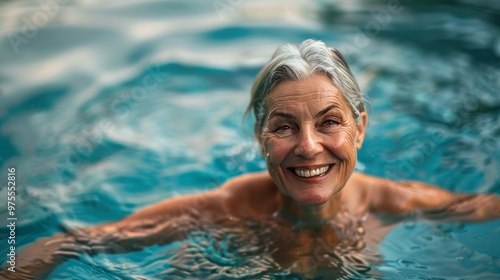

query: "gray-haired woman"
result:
(3, 39), (499, 279)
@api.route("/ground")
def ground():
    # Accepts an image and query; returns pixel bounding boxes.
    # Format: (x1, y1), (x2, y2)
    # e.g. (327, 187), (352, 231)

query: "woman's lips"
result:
(288, 164), (335, 179)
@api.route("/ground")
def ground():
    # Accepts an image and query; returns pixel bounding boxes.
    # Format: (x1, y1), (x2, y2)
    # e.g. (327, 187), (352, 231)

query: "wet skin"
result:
(2, 76), (500, 279)
(259, 74), (367, 223)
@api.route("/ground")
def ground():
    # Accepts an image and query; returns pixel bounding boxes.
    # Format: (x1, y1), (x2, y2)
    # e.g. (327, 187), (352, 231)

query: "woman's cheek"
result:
(264, 138), (286, 163)
(329, 129), (356, 156)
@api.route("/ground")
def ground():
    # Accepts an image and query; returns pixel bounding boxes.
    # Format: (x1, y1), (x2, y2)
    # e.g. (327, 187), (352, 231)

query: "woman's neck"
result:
(276, 192), (343, 226)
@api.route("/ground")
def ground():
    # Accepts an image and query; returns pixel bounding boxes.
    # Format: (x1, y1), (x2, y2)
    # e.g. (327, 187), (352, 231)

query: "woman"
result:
(3, 39), (499, 279)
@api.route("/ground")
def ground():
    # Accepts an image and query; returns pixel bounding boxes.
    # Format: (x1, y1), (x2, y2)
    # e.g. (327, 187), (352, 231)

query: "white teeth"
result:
(294, 165), (330, 178)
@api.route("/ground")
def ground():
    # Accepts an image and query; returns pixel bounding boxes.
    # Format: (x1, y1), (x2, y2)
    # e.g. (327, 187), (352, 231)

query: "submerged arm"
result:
(0, 233), (73, 280)
(417, 191), (500, 222)
(354, 172), (500, 222)
(0, 190), (226, 279)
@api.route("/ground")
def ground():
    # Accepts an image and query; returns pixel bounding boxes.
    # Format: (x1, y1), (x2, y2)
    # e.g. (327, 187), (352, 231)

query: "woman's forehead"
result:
(265, 76), (348, 113)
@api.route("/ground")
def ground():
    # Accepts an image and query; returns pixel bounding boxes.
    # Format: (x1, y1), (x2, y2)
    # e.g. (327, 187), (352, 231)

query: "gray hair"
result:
(245, 39), (366, 135)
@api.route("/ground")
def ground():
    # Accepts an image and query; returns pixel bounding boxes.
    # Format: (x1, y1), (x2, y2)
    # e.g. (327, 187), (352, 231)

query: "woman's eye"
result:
(275, 125), (291, 132)
(271, 124), (294, 136)
(323, 119), (338, 126)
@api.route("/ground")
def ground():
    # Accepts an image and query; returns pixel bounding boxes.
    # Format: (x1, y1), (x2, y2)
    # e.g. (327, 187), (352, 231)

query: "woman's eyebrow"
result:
(268, 111), (296, 120)
(315, 104), (341, 118)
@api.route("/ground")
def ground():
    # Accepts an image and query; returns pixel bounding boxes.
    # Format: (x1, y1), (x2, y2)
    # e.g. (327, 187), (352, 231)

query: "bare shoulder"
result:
(344, 172), (409, 213)
(345, 172), (453, 215)
(219, 171), (279, 217)
(342, 172), (380, 214)
(220, 171), (275, 192)
(115, 172), (276, 228)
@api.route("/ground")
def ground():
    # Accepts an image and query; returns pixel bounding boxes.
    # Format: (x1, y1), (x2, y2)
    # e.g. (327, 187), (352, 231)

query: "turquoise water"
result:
(0, 0), (499, 279)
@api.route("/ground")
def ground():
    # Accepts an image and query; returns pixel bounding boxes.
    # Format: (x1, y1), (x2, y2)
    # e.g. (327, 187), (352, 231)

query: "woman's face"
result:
(259, 74), (367, 206)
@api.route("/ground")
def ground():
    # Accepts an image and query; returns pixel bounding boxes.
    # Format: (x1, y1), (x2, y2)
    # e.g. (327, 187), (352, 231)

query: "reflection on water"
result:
(0, 0), (499, 279)
(53, 210), (385, 279)
(49, 210), (500, 279)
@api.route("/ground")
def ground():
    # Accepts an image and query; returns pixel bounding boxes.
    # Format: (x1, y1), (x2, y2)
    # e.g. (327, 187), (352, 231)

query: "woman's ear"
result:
(355, 111), (368, 150)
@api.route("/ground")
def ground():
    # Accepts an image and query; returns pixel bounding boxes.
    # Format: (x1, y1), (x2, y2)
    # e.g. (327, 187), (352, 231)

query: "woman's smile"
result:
(288, 163), (335, 180)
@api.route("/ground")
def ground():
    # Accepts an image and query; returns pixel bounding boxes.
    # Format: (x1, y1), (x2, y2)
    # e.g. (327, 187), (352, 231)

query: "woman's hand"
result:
(0, 233), (74, 280)
(420, 193), (500, 222)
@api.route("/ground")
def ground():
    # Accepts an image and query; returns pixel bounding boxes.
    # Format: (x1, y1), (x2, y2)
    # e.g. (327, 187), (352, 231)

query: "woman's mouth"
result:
(289, 164), (334, 178)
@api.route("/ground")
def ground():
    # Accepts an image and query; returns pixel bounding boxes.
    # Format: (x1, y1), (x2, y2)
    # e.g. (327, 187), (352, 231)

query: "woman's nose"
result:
(295, 127), (323, 158)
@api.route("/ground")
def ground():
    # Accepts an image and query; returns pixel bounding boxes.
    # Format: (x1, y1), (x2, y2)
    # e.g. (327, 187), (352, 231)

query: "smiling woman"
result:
(2, 39), (500, 280)
(260, 75), (366, 208)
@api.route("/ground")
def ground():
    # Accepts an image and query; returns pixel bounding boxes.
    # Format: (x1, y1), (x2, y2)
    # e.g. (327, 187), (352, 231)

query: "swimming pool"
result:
(0, 0), (499, 279)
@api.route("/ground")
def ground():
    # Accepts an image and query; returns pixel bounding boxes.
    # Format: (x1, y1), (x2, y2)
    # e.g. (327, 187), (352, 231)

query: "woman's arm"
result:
(0, 233), (73, 280)
(351, 172), (500, 222)
(0, 189), (227, 279)
(418, 192), (500, 222)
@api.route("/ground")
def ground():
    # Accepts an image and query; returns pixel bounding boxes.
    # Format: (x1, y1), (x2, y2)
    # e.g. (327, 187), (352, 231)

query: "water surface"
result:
(0, 0), (499, 279)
